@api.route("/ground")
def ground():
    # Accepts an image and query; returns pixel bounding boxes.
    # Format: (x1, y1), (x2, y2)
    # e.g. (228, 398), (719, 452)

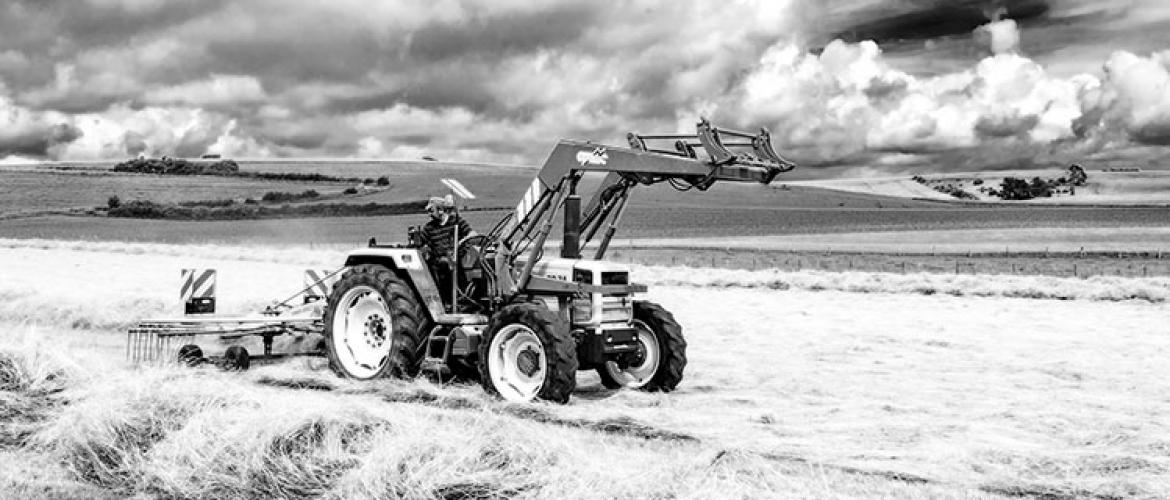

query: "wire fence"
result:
(604, 246), (1170, 279)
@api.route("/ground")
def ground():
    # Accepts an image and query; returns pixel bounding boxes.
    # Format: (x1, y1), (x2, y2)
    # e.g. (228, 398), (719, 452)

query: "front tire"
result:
(597, 301), (686, 392)
(479, 303), (578, 403)
(324, 265), (427, 380)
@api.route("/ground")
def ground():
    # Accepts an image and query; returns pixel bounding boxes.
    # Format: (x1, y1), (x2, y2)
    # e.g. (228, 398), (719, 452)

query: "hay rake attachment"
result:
(126, 268), (341, 369)
(126, 315), (319, 367)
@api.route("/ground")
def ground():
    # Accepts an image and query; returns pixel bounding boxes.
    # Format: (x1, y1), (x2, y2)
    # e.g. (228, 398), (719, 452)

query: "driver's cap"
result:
(426, 194), (455, 210)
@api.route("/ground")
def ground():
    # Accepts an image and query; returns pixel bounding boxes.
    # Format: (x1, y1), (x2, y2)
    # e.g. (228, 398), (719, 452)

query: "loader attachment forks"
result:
(488, 117), (799, 277)
(627, 117), (796, 183)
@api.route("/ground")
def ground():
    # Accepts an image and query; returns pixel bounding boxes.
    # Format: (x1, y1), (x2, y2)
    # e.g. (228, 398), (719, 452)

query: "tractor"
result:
(321, 118), (796, 403)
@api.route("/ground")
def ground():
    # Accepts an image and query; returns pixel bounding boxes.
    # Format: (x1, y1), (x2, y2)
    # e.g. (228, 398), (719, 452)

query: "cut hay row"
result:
(0, 339), (77, 450)
(0, 343), (1000, 499)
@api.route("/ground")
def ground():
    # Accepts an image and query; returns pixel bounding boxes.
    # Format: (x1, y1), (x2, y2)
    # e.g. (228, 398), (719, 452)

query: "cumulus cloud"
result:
(716, 21), (1090, 167)
(53, 105), (269, 160)
(0, 95), (83, 159)
(975, 18), (1021, 55)
(1077, 50), (1170, 145)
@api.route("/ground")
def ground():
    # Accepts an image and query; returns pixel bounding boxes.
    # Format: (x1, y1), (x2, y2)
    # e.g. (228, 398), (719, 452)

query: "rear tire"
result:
(597, 301), (686, 392)
(478, 303), (578, 403)
(177, 344), (203, 367)
(324, 264), (428, 380)
(223, 345), (250, 371)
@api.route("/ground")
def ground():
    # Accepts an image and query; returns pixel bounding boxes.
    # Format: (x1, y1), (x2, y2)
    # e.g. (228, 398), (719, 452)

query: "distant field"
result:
(4, 161), (1170, 252)
(3, 204), (1170, 248)
(0, 168), (348, 217)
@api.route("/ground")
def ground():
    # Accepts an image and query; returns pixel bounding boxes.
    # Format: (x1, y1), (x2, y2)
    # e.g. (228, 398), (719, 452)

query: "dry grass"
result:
(0, 336), (76, 449)
(0, 346), (1010, 499)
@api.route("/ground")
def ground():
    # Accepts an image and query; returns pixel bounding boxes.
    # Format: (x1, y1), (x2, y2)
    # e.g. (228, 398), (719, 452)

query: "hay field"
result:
(2, 239), (1169, 498)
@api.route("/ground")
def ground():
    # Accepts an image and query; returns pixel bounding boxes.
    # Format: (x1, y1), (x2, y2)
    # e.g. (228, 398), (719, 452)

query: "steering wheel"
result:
(457, 234), (491, 270)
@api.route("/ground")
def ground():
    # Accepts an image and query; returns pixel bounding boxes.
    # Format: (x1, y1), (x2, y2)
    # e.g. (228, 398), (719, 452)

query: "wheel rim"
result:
(487, 324), (546, 402)
(331, 285), (394, 379)
(604, 320), (660, 388)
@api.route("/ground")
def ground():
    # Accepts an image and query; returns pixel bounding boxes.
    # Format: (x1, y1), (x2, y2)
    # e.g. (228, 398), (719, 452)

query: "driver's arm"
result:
(457, 217), (477, 239)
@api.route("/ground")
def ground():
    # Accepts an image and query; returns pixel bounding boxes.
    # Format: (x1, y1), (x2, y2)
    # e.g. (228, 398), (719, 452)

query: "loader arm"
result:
(488, 118), (797, 297)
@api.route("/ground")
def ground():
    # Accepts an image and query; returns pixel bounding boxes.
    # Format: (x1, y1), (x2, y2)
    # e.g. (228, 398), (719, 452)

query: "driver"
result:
(421, 195), (477, 302)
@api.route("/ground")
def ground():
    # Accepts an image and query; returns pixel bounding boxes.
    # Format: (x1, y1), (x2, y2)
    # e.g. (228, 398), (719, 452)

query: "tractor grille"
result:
(601, 295), (632, 323)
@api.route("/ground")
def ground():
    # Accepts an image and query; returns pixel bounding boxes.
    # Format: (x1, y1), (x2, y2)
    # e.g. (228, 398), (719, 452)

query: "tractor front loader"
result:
(126, 118), (794, 404)
(322, 118), (796, 403)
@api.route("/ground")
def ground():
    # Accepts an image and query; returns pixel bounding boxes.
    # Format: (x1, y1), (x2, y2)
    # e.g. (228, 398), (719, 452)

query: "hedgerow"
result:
(112, 157), (367, 183)
(107, 200), (426, 220)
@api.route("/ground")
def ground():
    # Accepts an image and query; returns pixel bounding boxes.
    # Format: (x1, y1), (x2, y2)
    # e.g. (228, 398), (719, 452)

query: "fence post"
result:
(1073, 263), (1078, 277)
(955, 261), (960, 274)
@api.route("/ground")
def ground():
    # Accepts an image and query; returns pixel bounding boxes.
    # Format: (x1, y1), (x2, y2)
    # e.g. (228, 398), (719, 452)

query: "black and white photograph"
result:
(2, 0), (1169, 497)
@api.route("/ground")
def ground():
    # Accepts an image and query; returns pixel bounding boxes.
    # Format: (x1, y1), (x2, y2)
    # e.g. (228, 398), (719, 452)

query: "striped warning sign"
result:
(181, 269), (216, 314)
(303, 269), (340, 302)
(180, 269), (216, 301)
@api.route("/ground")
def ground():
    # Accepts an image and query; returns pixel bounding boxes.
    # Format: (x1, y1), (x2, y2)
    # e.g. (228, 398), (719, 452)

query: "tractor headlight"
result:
(571, 294), (593, 322)
(571, 269), (594, 323)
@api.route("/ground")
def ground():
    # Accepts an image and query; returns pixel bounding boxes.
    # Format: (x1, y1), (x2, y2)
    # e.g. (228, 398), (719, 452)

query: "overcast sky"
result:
(2, 0), (1169, 175)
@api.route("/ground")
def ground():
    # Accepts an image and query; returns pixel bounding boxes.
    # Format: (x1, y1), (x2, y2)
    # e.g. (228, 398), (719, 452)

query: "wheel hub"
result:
(364, 314), (387, 348)
(623, 341), (647, 368)
(516, 346), (540, 377)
